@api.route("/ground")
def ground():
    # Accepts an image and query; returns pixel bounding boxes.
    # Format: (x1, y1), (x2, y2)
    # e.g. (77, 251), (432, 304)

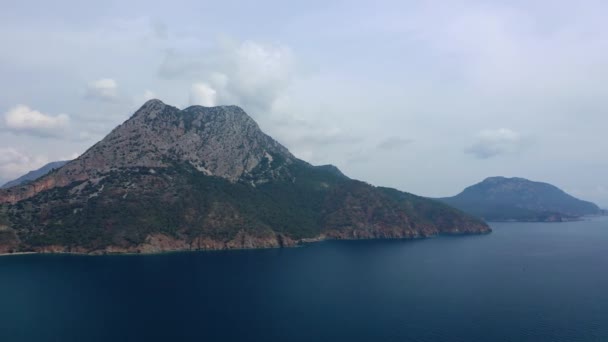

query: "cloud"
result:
(563, 184), (608, 209)
(465, 128), (528, 159)
(158, 50), (205, 80)
(150, 19), (168, 40)
(292, 127), (362, 146)
(273, 122), (365, 165)
(130, 90), (159, 108)
(75, 130), (102, 142)
(2, 105), (107, 142)
(0, 147), (48, 180)
(143, 90), (156, 101)
(159, 39), (293, 115)
(345, 148), (372, 165)
(3, 105), (70, 138)
(189, 83), (217, 106)
(84, 78), (119, 102)
(219, 40), (293, 114)
(60, 152), (80, 161)
(377, 137), (414, 150)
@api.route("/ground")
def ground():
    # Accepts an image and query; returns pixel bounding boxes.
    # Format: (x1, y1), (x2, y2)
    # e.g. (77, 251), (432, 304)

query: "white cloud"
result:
(0, 147), (48, 180)
(60, 152), (80, 160)
(85, 78), (119, 102)
(219, 40), (293, 113)
(142, 90), (156, 101)
(3, 105), (70, 137)
(189, 83), (217, 106)
(465, 128), (527, 159)
(160, 39), (293, 115)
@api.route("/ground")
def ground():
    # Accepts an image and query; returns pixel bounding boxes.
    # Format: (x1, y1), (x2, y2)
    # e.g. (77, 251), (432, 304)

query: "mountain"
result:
(439, 176), (601, 222)
(1, 160), (70, 189)
(0, 100), (489, 254)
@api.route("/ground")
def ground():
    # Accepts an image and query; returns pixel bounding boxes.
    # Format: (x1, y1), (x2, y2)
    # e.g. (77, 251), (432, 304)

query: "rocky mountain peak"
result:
(0, 100), (491, 254)
(84, 100), (295, 179)
(0, 100), (294, 203)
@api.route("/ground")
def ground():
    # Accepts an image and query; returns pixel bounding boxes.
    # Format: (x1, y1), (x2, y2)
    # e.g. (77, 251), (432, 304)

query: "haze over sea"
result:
(1, 218), (607, 342)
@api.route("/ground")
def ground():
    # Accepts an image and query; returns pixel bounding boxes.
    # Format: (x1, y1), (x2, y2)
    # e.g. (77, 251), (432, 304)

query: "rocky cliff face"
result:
(0, 100), (293, 204)
(0, 100), (490, 254)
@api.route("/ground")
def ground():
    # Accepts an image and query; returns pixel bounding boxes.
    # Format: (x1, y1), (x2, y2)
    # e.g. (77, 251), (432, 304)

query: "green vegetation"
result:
(0, 101), (489, 253)
(3, 161), (487, 252)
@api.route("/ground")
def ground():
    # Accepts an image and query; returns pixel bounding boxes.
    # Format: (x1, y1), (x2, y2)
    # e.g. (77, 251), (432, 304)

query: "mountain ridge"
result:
(1, 160), (70, 189)
(0, 100), (490, 254)
(438, 176), (600, 222)
(0, 100), (295, 204)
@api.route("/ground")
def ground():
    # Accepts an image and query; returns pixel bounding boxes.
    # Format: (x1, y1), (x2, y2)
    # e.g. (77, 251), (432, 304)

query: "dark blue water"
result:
(1, 218), (608, 342)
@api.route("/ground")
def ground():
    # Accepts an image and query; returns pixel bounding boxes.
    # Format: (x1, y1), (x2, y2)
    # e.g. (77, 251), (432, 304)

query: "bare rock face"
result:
(82, 99), (294, 181)
(0, 100), (294, 204)
(0, 99), (490, 254)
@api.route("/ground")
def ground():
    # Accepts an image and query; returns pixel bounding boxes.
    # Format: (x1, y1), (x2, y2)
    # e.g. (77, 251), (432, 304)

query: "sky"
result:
(1, 0), (607, 207)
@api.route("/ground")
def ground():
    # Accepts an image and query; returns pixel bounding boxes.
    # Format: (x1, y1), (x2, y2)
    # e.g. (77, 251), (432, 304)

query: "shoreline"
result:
(488, 214), (607, 223)
(0, 230), (490, 258)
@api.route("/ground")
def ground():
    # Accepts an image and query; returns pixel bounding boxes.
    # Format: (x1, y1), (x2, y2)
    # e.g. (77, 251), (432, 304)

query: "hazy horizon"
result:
(1, 0), (607, 207)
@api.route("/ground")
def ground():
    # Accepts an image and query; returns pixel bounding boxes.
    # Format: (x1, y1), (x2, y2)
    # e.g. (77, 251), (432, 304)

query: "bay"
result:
(1, 218), (607, 342)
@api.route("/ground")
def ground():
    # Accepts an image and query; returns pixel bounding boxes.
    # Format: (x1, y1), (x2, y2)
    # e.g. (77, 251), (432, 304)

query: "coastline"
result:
(0, 229), (491, 257)
(487, 214), (607, 223)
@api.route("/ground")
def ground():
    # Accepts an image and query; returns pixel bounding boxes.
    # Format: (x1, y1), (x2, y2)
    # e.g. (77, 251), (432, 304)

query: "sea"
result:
(1, 217), (607, 342)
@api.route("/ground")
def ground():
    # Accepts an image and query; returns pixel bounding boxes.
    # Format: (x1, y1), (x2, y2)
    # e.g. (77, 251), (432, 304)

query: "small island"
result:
(438, 176), (601, 222)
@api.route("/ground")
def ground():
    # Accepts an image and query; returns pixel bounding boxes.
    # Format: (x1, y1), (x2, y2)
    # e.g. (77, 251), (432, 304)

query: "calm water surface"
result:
(1, 218), (607, 342)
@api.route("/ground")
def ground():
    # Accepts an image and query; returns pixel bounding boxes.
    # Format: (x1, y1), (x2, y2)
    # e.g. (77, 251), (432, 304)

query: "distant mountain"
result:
(0, 100), (489, 254)
(1, 161), (70, 189)
(439, 177), (601, 222)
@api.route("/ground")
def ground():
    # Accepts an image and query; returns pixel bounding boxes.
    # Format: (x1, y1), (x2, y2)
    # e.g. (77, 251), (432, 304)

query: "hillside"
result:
(0, 100), (490, 254)
(439, 177), (600, 222)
